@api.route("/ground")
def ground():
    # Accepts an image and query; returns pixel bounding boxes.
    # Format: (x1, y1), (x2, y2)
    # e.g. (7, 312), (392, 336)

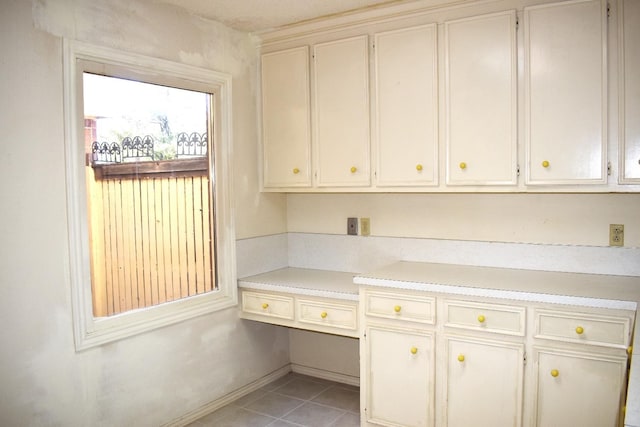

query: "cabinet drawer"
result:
(242, 291), (294, 320)
(297, 299), (358, 331)
(365, 290), (436, 324)
(444, 300), (525, 336)
(535, 309), (632, 349)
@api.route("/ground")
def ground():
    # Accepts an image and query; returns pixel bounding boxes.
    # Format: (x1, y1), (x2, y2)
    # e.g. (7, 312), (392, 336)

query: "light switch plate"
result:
(360, 218), (370, 236)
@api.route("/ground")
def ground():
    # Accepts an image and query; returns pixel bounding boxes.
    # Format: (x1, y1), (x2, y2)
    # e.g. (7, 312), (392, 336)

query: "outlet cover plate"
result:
(347, 217), (358, 235)
(609, 224), (624, 246)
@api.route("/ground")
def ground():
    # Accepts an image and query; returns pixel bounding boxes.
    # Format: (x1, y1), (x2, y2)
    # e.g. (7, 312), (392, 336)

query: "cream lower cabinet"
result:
(532, 347), (627, 427)
(441, 299), (525, 427)
(360, 286), (633, 427)
(531, 307), (632, 427)
(444, 336), (524, 427)
(362, 288), (436, 427)
(366, 325), (435, 427)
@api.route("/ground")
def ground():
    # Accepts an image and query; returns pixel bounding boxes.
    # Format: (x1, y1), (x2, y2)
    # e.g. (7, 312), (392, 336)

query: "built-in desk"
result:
(238, 262), (640, 427)
(238, 268), (359, 338)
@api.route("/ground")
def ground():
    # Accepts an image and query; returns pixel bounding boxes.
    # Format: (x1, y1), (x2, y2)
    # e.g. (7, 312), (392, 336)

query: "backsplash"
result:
(237, 233), (640, 278)
(236, 233), (289, 278)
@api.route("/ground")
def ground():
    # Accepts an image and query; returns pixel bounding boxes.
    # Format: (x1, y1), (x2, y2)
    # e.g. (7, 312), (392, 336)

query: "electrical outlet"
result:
(360, 217), (370, 236)
(347, 217), (358, 236)
(609, 224), (624, 246)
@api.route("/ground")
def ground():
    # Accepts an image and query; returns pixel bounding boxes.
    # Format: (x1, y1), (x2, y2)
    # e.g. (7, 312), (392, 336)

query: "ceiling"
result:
(154, 0), (406, 32)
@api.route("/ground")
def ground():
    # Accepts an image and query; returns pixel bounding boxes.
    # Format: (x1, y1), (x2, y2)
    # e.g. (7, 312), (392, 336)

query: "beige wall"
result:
(2, 1), (637, 424)
(289, 330), (360, 380)
(285, 192), (640, 383)
(0, 0), (287, 425)
(288, 193), (640, 247)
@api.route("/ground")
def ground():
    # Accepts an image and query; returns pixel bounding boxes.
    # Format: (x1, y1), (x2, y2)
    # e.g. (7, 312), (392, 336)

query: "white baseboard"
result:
(290, 363), (360, 387)
(162, 364), (291, 427)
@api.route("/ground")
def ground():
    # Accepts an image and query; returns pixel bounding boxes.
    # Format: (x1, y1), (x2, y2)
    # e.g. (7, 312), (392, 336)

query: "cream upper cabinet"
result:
(373, 24), (439, 187)
(444, 11), (517, 186)
(619, 0), (640, 183)
(532, 348), (627, 427)
(313, 35), (371, 187)
(258, 0), (638, 192)
(444, 336), (524, 427)
(524, 0), (608, 185)
(261, 47), (312, 188)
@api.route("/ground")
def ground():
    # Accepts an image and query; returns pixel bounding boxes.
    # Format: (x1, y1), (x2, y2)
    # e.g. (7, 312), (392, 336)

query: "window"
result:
(84, 74), (215, 317)
(64, 40), (237, 350)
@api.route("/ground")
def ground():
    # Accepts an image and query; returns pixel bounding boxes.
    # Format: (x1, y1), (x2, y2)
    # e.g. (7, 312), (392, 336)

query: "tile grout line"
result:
(190, 373), (360, 427)
(267, 380), (347, 426)
(272, 381), (336, 425)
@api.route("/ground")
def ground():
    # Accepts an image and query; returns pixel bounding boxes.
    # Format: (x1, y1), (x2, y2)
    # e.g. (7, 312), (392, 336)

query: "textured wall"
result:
(0, 0), (288, 425)
(287, 193), (640, 247)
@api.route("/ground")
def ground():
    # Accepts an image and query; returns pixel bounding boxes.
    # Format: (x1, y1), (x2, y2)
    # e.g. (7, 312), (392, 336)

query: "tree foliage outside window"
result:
(84, 73), (208, 161)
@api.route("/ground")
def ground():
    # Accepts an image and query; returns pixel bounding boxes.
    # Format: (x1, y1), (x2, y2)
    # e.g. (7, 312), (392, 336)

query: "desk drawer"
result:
(365, 290), (436, 324)
(444, 300), (526, 336)
(242, 291), (294, 320)
(297, 299), (358, 331)
(535, 309), (632, 348)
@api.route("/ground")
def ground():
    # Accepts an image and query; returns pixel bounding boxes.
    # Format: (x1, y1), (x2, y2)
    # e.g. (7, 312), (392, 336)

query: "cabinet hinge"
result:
(607, 161), (612, 176)
(523, 352), (527, 365)
(516, 18), (519, 31)
(607, 3), (611, 18)
(516, 165), (520, 177)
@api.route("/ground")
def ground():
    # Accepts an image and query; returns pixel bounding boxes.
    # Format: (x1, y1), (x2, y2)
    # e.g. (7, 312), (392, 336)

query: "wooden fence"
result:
(87, 167), (215, 317)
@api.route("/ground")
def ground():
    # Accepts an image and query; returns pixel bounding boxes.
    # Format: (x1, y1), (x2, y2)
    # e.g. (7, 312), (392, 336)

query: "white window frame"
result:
(63, 39), (237, 351)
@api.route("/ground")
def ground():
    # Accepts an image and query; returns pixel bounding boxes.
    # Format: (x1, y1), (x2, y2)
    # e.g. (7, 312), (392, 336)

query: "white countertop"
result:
(239, 267), (359, 301)
(354, 261), (640, 310)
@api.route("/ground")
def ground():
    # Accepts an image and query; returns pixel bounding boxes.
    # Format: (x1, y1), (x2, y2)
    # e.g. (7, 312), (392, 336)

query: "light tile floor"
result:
(188, 373), (360, 427)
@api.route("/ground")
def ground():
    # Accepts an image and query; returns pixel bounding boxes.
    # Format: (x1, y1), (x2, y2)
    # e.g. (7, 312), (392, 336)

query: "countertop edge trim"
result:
(354, 276), (638, 310)
(238, 280), (359, 301)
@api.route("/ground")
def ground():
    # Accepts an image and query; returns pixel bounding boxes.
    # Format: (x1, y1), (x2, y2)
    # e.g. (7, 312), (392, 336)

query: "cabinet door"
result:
(365, 325), (434, 427)
(313, 35), (370, 187)
(524, 0), (607, 185)
(444, 336), (524, 427)
(533, 347), (627, 427)
(444, 11), (517, 185)
(261, 47), (312, 188)
(620, 0), (640, 183)
(374, 24), (438, 187)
